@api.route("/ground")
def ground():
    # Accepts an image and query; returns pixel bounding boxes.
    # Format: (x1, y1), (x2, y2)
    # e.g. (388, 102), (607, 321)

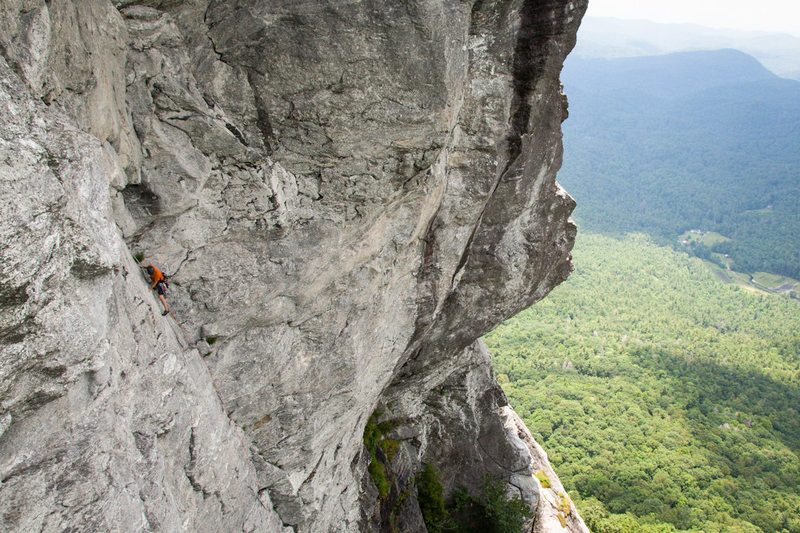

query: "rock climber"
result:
(143, 264), (170, 316)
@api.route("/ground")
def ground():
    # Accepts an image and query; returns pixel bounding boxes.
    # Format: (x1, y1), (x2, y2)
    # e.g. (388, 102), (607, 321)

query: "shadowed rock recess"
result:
(0, 1), (587, 531)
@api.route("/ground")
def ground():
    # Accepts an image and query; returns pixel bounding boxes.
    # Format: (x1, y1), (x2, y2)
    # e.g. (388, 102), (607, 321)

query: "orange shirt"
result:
(147, 265), (165, 284)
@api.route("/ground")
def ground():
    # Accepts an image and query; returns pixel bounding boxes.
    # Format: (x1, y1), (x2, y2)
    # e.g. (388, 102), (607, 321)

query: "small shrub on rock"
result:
(417, 463), (447, 533)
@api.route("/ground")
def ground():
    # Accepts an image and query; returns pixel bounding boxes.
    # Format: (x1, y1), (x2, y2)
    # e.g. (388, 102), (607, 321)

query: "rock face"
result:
(0, 1), (587, 531)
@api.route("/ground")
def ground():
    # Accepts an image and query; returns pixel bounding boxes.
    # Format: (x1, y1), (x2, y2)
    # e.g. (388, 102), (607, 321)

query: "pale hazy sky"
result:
(586, 0), (800, 37)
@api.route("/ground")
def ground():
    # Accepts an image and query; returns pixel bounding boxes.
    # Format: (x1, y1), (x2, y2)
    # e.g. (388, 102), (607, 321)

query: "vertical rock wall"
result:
(0, 49), (286, 532)
(0, 1), (587, 531)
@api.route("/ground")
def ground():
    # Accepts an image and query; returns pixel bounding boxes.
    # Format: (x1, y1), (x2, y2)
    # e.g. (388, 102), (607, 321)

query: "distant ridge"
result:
(565, 49), (777, 100)
(559, 49), (800, 278)
(574, 16), (800, 80)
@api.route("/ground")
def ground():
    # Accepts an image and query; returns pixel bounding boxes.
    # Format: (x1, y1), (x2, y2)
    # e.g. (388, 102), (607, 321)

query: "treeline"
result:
(485, 233), (800, 532)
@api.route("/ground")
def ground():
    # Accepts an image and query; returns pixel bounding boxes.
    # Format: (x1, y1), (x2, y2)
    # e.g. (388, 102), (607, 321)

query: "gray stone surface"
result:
(505, 408), (591, 533)
(0, 1), (588, 531)
(0, 53), (286, 532)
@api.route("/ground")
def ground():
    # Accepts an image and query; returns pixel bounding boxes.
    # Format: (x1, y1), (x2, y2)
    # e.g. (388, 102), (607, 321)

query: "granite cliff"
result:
(0, 1), (587, 531)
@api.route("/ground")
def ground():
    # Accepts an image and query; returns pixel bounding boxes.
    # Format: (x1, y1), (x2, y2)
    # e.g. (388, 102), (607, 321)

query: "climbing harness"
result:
(132, 254), (251, 455)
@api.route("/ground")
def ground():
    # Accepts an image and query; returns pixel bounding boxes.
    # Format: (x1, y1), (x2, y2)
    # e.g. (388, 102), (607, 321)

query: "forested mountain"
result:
(486, 233), (800, 532)
(573, 17), (800, 80)
(559, 49), (800, 278)
(485, 34), (800, 533)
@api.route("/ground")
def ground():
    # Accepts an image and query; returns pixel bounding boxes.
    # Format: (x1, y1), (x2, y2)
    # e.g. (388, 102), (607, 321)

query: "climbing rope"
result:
(132, 255), (251, 456)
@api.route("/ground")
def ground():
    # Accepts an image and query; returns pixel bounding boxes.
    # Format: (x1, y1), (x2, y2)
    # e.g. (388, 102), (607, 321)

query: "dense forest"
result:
(559, 50), (800, 278)
(485, 233), (800, 532)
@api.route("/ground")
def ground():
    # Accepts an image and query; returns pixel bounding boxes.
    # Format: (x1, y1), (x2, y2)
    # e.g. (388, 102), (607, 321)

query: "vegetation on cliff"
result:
(437, 475), (532, 533)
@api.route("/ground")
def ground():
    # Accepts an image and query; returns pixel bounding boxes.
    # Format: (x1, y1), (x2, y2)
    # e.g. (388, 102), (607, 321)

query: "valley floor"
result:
(486, 232), (800, 533)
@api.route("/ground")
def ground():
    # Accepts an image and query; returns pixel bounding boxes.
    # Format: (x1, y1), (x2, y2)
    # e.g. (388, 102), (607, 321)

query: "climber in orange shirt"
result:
(143, 264), (170, 316)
